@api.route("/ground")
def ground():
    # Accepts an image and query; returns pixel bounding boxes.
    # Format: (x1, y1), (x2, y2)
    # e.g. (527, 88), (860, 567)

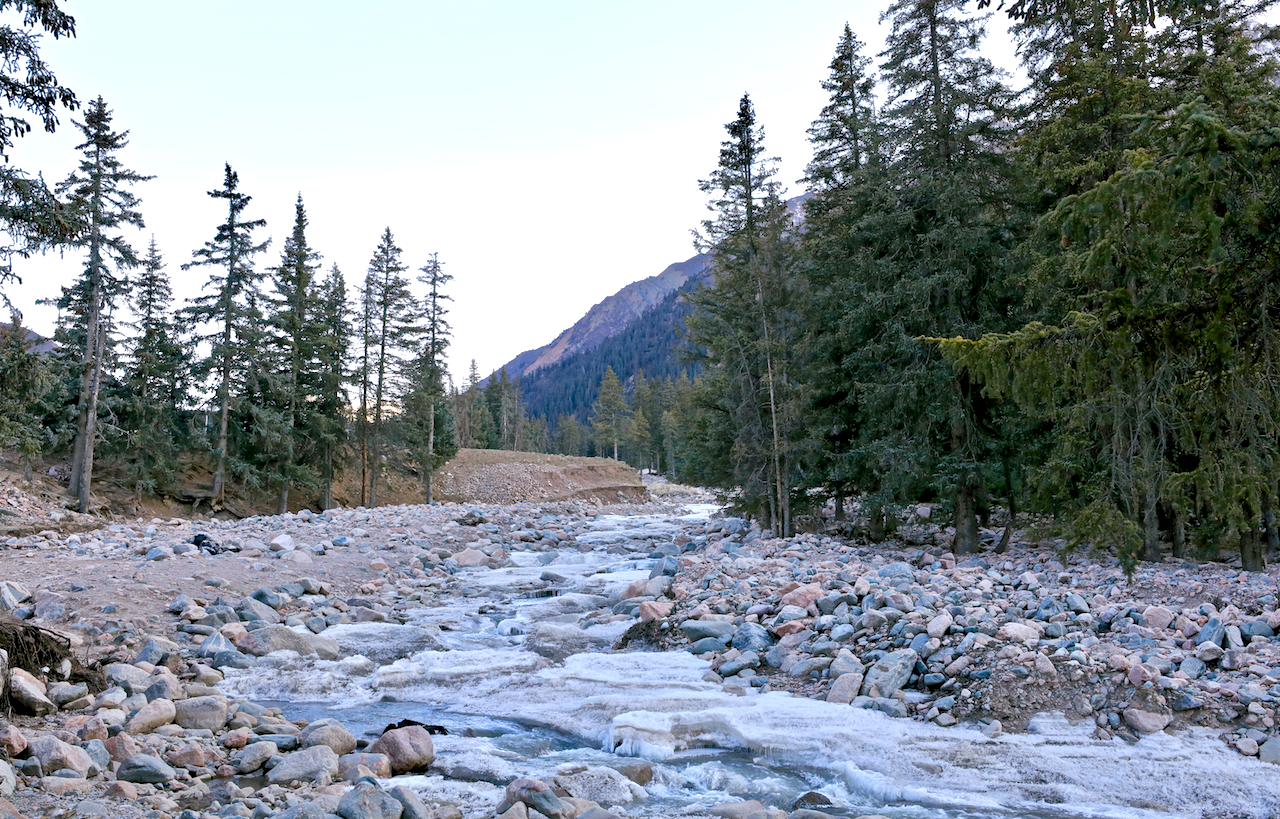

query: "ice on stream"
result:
(219, 504), (1280, 819)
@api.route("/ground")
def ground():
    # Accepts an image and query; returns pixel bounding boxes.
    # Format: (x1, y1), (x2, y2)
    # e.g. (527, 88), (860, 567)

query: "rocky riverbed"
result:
(0, 491), (1278, 819)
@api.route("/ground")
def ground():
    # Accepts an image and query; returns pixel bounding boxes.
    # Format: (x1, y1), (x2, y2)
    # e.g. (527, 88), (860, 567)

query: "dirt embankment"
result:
(433, 448), (644, 505)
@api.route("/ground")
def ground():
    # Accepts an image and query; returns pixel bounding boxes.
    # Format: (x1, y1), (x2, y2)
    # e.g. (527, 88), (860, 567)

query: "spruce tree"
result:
(314, 264), (350, 510)
(403, 253), (454, 501)
(120, 238), (186, 501)
(183, 164), (270, 505)
(0, 312), (49, 479)
(686, 93), (803, 532)
(264, 194), (322, 512)
(590, 366), (628, 460)
(56, 96), (151, 513)
(362, 228), (420, 506)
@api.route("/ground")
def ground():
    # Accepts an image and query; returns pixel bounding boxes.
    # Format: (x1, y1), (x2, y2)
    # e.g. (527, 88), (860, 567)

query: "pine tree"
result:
(314, 264), (350, 510)
(183, 163), (270, 505)
(0, 312), (50, 479)
(590, 366), (629, 460)
(0, 0), (79, 299)
(120, 238), (186, 501)
(56, 96), (151, 513)
(403, 253), (454, 501)
(264, 194), (323, 512)
(686, 93), (803, 532)
(362, 228), (420, 506)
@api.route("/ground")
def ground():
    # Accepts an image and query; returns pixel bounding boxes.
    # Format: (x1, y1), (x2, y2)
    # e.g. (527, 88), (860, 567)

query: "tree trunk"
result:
(1171, 507), (1187, 559)
(868, 502), (885, 543)
(214, 310), (232, 504)
(77, 323), (105, 513)
(834, 489), (845, 522)
(953, 482), (979, 555)
(276, 484), (289, 515)
(1142, 487), (1162, 562)
(1264, 489), (1279, 556)
(320, 445), (333, 511)
(425, 394), (435, 504)
(1241, 524), (1266, 572)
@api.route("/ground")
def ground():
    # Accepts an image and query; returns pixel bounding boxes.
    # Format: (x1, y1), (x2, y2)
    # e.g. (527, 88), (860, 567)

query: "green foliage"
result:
(589, 366), (628, 460)
(0, 312), (49, 471)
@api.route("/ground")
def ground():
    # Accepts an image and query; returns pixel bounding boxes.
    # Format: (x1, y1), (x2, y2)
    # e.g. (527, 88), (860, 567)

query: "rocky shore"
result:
(0, 490), (1276, 819)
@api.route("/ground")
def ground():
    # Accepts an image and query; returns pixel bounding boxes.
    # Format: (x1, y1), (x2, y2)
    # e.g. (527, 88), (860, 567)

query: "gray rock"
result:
(876, 562), (914, 580)
(1179, 657), (1206, 679)
(195, 632), (237, 660)
(829, 655), (864, 679)
(337, 781), (403, 819)
(680, 620), (738, 642)
(237, 624), (316, 657)
(143, 676), (185, 702)
(1196, 617), (1225, 648)
(1034, 597), (1064, 620)
(174, 695), (229, 730)
(236, 741), (279, 774)
(1064, 593), (1089, 613)
(133, 640), (166, 666)
(268, 745), (339, 785)
(860, 649), (917, 699)
(211, 649), (257, 669)
(1261, 738), (1280, 765)
(117, 753), (176, 783)
(47, 681), (88, 706)
(690, 637), (727, 654)
(300, 721), (357, 756)
(386, 785), (432, 819)
(731, 623), (773, 652)
(554, 767), (641, 805)
(1241, 620), (1276, 639)
(236, 596), (282, 624)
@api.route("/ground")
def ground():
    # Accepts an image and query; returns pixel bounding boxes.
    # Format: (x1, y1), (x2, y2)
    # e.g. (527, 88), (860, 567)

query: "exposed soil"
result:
(434, 448), (644, 505)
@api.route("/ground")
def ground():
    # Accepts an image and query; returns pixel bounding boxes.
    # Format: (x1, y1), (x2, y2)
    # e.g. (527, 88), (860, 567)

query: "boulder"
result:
(300, 721), (358, 756)
(237, 624), (316, 657)
(267, 745), (340, 786)
(679, 620), (737, 642)
(368, 726), (434, 774)
(554, 767), (642, 804)
(174, 695), (228, 730)
(504, 778), (569, 819)
(860, 649), (917, 699)
(337, 780), (404, 819)
(1122, 707), (1171, 734)
(124, 697), (176, 734)
(8, 670), (55, 716)
(236, 741), (279, 774)
(116, 753), (176, 784)
(26, 736), (92, 777)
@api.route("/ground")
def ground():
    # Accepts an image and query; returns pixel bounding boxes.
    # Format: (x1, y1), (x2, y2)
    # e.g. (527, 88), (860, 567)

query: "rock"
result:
(0, 761), (13, 796)
(339, 752), (393, 780)
(826, 673), (864, 704)
(104, 732), (141, 762)
(638, 601), (673, 622)
(337, 780), (404, 819)
(505, 777), (570, 819)
(1179, 657), (1206, 679)
(47, 681), (88, 706)
(1260, 738), (1280, 765)
(860, 649), (917, 699)
(0, 727), (25, 757)
(237, 741), (279, 773)
(997, 622), (1039, 645)
(104, 781), (137, 799)
(237, 624), (317, 656)
(26, 736), (92, 777)
(926, 613), (953, 639)
(124, 697), (176, 734)
(174, 695), (228, 730)
(1142, 606), (1174, 631)
(116, 753), (176, 783)
(779, 583), (824, 609)
(555, 767), (641, 805)
(1196, 617), (1225, 647)
(1122, 707), (1170, 734)
(267, 745), (340, 785)
(8, 671), (55, 715)
(1238, 738), (1260, 756)
(236, 596), (282, 624)
(453, 547), (489, 567)
(732, 622), (774, 652)
(387, 785), (432, 819)
(301, 721), (358, 756)
(39, 776), (91, 795)
(710, 800), (767, 819)
(680, 620), (738, 642)
(368, 726), (434, 774)
(194, 632), (237, 660)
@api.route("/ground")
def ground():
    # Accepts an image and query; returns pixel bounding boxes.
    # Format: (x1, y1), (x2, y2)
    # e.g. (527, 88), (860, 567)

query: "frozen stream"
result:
(220, 505), (1268, 819)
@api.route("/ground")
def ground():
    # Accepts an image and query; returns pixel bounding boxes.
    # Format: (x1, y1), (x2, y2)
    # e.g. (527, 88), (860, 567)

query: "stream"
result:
(219, 504), (1240, 819)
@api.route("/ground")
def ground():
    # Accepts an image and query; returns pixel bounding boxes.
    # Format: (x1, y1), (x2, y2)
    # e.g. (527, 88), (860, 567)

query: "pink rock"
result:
(0, 726), (27, 757)
(77, 717), (108, 743)
(779, 583), (824, 609)
(104, 732), (141, 762)
(124, 697), (175, 734)
(638, 601), (673, 622)
(222, 727), (252, 749)
(368, 726), (434, 774)
(1142, 606), (1174, 631)
(104, 781), (138, 799)
(453, 548), (488, 568)
(26, 735), (93, 777)
(622, 579), (648, 600)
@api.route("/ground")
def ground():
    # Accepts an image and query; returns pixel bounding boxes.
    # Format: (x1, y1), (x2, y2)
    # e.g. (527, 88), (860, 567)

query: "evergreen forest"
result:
(2, 0), (1280, 575)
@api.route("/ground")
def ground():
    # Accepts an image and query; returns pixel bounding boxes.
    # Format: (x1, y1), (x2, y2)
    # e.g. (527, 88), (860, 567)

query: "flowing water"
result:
(220, 505), (1277, 819)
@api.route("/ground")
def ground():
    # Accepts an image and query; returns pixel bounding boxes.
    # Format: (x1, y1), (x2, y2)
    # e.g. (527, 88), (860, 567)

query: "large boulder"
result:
(26, 736), (92, 777)
(267, 745), (340, 786)
(860, 649), (917, 699)
(174, 695), (228, 730)
(116, 753), (176, 784)
(504, 778), (570, 819)
(368, 726), (434, 774)
(237, 625), (316, 657)
(124, 698), (176, 734)
(8, 670), (55, 716)
(337, 780), (404, 819)
(300, 720), (357, 756)
(554, 767), (643, 805)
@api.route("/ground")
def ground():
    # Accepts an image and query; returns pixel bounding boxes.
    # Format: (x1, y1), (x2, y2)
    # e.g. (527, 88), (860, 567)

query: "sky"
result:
(1, 1), (1021, 383)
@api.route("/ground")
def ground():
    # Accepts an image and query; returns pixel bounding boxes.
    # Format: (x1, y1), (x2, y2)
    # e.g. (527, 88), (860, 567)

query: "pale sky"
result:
(3, 1), (1021, 383)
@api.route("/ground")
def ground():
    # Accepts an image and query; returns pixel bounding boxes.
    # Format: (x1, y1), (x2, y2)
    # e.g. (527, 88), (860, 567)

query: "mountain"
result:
(493, 253), (710, 381)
